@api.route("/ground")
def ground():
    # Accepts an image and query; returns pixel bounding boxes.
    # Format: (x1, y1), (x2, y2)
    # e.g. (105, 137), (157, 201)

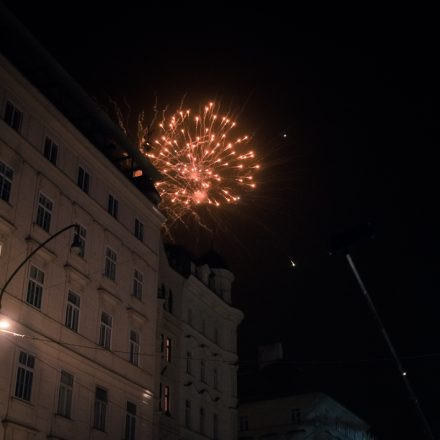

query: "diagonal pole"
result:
(346, 253), (435, 440)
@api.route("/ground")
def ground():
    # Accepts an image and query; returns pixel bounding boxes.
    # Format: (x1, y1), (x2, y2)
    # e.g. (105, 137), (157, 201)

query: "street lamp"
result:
(0, 223), (82, 310)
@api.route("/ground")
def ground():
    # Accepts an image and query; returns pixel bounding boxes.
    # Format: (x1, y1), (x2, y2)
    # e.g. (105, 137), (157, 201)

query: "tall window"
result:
(213, 413), (219, 440)
(186, 352), (192, 374)
(77, 167), (90, 194)
(185, 400), (191, 429)
(125, 401), (136, 440)
(163, 385), (170, 414)
(108, 194), (118, 219)
(187, 308), (193, 325)
(160, 333), (164, 353)
(4, 100), (22, 132)
(104, 247), (116, 281)
(213, 367), (218, 390)
(99, 312), (112, 349)
(134, 218), (144, 241)
(36, 193), (53, 232)
(26, 265), (44, 309)
(44, 136), (58, 165)
(200, 359), (206, 383)
(129, 330), (140, 366)
(165, 337), (172, 363)
(65, 291), (80, 331)
(214, 327), (219, 345)
(57, 371), (73, 418)
(199, 407), (205, 434)
(132, 270), (143, 300)
(74, 225), (86, 258)
(93, 387), (107, 431)
(15, 351), (35, 401)
(201, 319), (206, 335)
(0, 160), (13, 203)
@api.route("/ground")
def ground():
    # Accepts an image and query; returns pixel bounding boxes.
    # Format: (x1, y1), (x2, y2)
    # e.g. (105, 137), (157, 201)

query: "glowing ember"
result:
(143, 102), (259, 223)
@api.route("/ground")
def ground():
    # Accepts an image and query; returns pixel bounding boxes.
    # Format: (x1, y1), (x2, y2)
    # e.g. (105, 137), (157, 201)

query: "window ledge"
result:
(26, 234), (57, 262)
(0, 212), (16, 234)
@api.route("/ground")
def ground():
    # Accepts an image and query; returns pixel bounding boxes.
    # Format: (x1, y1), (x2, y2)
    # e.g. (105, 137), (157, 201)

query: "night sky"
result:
(3, 3), (440, 438)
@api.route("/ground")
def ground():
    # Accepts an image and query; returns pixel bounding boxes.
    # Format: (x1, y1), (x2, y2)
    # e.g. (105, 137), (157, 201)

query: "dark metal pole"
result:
(0, 223), (79, 310)
(346, 253), (435, 440)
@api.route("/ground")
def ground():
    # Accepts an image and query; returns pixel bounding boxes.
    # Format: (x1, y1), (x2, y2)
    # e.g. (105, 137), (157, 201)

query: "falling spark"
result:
(143, 102), (259, 224)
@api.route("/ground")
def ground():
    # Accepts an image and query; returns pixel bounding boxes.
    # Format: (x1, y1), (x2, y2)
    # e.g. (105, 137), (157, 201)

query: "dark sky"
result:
(3, 3), (440, 438)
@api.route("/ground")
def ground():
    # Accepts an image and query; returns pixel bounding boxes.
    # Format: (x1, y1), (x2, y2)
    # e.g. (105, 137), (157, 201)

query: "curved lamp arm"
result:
(0, 223), (79, 310)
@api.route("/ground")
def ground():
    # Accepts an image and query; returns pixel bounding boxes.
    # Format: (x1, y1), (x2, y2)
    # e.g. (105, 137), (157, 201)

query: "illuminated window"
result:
(129, 330), (140, 366)
(104, 247), (116, 281)
(4, 100), (22, 132)
(134, 218), (144, 241)
(164, 385), (170, 414)
(125, 401), (136, 440)
(65, 291), (80, 332)
(77, 167), (90, 194)
(26, 265), (44, 309)
(93, 387), (107, 431)
(15, 351), (34, 401)
(99, 312), (112, 349)
(74, 225), (86, 258)
(132, 270), (143, 300)
(44, 137), (58, 165)
(0, 160), (13, 202)
(108, 194), (118, 219)
(57, 371), (73, 418)
(165, 337), (172, 362)
(36, 193), (53, 232)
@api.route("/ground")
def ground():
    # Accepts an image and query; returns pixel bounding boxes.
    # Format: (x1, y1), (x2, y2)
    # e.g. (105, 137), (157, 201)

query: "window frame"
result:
(65, 291), (80, 332)
(57, 370), (74, 418)
(108, 194), (119, 219)
(125, 401), (137, 440)
(77, 166), (90, 194)
(93, 386), (108, 431)
(129, 329), (140, 366)
(104, 247), (117, 281)
(4, 99), (23, 132)
(36, 192), (53, 232)
(99, 311), (112, 349)
(26, 264), (44, 309)
(134, 218), (144, 241)
(14, 350), (35, 402)
(132, 269), (143, 300)
(0, 160), (14, 203)
(43, 136), (59, 165)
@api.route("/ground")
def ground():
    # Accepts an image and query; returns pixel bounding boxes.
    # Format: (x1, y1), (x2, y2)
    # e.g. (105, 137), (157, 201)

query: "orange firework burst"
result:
(144, 102), (260, 224)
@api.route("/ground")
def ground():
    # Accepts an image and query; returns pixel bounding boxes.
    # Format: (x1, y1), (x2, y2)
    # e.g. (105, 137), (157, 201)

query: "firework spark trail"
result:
(144, 102), (260, 225)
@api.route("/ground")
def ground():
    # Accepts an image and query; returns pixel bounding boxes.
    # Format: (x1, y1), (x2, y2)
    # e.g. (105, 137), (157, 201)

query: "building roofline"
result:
(0, 3), (161, 204)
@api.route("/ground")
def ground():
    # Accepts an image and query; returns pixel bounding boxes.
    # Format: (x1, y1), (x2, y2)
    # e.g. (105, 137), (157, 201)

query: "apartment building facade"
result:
(157, 244), (244, 439)
(0, 9), (164, 439)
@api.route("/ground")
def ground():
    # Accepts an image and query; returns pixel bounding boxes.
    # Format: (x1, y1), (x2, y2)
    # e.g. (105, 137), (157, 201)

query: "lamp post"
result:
(329, 223), (435, 440)
(0, 223), (82, 310)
